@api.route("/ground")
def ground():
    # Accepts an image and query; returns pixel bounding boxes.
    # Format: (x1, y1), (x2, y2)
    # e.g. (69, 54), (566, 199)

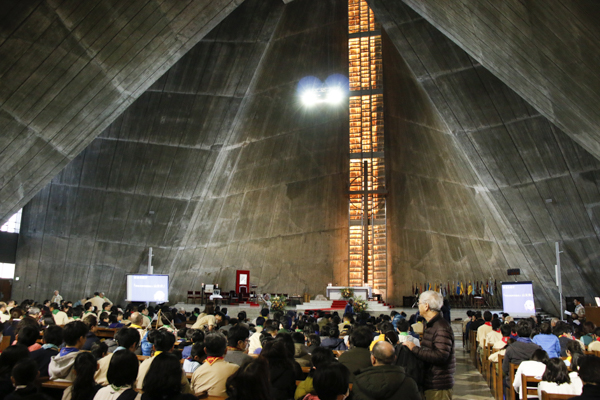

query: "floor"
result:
(453, 336), (495, 400)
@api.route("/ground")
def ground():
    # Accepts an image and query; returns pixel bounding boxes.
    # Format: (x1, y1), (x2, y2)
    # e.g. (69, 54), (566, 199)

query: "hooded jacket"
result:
(353, 365), (421, 400)
(48, 351), (79, 381)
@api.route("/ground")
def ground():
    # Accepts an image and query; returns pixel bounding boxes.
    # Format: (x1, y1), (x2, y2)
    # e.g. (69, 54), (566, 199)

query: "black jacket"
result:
(502, 339), (541, 375)
(338, 347), (372, 378)
(412, 313), (456, 391)
(353, 365), (420, 400)
(30, 347), (59, 377)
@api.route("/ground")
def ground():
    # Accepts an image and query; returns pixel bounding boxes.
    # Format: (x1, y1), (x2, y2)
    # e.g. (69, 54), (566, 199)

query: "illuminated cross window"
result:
(347, 0), (387, 294)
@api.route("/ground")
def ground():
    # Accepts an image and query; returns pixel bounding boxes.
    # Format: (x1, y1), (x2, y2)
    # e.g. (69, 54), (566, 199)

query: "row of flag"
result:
(412, 279), (499, 297)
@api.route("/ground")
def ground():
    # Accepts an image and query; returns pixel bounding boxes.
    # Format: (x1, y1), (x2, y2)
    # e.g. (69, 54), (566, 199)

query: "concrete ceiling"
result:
(6, 0), (600, 312)
(0, 0), (243, 225)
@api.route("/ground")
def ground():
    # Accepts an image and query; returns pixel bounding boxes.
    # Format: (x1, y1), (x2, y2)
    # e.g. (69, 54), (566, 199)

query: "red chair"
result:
(187, 291), (194, 304)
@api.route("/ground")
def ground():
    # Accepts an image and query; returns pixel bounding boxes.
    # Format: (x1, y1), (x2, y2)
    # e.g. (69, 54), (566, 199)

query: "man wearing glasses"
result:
(403, 290), (456, 400)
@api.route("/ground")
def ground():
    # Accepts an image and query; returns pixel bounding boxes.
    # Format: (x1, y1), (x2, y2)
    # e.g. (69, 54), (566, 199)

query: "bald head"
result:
(371, 341), (395, 365)
(130, 312), (143, 325)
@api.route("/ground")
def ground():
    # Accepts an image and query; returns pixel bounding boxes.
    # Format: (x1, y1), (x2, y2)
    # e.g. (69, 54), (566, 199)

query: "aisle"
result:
(453, 338), (495, 400)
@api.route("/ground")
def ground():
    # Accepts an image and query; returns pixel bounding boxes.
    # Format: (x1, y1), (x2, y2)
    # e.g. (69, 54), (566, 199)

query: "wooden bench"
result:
(96, 328), (117, 339)
(496, 353), (504, 400)
(521, 373), (541, 400)
(0, 335), (11, 352)
(508, 363), (519, 400)
(540, 391), (576, 400)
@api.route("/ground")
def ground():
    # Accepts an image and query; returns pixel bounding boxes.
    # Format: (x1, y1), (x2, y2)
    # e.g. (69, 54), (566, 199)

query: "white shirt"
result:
(537, 372), (583, 399)
(93, 385), (134, 400)
(513, 360), (546, 394)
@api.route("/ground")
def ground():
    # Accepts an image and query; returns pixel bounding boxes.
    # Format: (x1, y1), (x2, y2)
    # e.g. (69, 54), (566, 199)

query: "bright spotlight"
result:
(326, 87), (345, 104)
(297, 75), (348, 107)
(301, 90), (319, 106)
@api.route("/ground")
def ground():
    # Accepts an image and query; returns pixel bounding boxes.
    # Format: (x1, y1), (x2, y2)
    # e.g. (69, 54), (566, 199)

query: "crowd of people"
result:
(0, 289), (598, 400)
(465, 309), (600, 399)
(0, 290), (458, 400)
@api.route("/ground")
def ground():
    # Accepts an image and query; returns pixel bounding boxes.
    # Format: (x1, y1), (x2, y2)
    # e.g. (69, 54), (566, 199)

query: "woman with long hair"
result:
(62, 352), (101, 400)
(537, 358), (583, 398)
(261, 338), (298, 400)
(140, 353), (196, 400)
(226, 357), (273, 400)
(93, 350), (139, 400)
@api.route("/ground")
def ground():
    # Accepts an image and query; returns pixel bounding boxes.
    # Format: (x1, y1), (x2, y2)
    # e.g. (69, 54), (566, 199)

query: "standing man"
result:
(259, 293), (271, 311)
(573, 298), (586, 319)
(51, 290), (63, 305)
(403, 290), (455, 400)
(344, 298), (355, 316)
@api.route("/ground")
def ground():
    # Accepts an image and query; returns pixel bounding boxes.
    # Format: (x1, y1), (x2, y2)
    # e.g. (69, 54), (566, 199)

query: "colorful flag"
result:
(467, 281), (473, 295)
(460, 281), (464, 295)
(456, 281), (460, 295)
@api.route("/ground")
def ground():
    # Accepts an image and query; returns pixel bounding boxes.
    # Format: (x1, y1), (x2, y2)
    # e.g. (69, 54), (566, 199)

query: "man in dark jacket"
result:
(404, 290), (455, 400)
(338, 326), (374, 381)
(353, 341), (420, 400)
(30, 325), (64, 377)
(502, 321), (541, 375)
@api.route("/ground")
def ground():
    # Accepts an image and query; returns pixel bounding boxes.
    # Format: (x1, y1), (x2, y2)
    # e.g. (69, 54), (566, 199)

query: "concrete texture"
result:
(0, 0), (244, 225)
(6, 0), (600, 315)
(368, 0), (600, 313)
(13, 0), (349, 303)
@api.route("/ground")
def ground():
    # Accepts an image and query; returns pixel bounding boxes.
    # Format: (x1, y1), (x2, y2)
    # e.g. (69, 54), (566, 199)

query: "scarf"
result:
(205, 356), (224, 366)
(59, 347), (79, 357)
(502, 337), (509, 344)
(42, 344), (59, 351)
(484, 322), (492, 326)
(52, 309), (59, 315)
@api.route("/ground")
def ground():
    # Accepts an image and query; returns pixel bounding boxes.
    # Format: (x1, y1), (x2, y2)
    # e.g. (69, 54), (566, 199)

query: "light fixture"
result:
(297, 74), (349, 107)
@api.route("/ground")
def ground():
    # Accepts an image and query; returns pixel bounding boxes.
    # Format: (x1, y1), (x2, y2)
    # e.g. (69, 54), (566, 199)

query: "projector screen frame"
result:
(126, 274), (170, 303)
(501, 280), (536, 319)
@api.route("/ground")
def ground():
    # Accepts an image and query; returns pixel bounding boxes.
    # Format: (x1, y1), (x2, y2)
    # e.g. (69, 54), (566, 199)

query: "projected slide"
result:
(502, 281), (535, 318)
(127, 274), (169, 303)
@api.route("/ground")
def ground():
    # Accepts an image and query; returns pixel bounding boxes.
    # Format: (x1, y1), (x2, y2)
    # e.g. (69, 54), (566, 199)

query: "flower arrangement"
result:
(271, 295), (287, 312)
(353, 298), (368, 313)
(340, 287), (354, 299)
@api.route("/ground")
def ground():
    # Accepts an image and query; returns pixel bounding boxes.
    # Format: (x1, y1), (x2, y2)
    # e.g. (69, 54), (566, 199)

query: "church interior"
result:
(1, 0), (600, 318)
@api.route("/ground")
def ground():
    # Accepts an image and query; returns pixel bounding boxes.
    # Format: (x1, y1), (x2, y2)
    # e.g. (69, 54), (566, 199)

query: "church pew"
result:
(96, 327), (117, 339)
(508, 362), (519, 400)
(540, 391), (575, 400)
(482, 343), (491, 383)
(521, 373), (541, 400)
(0, 335), (11, 352)
(496, 354), (504, 400)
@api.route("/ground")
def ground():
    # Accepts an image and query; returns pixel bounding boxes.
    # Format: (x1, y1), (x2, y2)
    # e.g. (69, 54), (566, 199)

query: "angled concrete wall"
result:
(370, 0), (600, 313)
(0, 0), (243, 225)
(382, 31), (532, 309)
(13, 0), (349, 303)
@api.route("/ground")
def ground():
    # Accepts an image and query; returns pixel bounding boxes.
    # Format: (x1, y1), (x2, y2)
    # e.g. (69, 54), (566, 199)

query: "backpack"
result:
(394, 344), (425, 390)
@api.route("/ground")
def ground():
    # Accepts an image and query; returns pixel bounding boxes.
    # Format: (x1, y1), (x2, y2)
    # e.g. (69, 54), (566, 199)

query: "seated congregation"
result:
(0, 291), (457, 400)
(465, 309), (600, 400)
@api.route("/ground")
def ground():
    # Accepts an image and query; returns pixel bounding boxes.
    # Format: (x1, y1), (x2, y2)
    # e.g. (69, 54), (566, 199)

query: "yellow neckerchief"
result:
(205, 356), (224, 366)
(153, 351), (163, 357)
(130, 324), (142, 329)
